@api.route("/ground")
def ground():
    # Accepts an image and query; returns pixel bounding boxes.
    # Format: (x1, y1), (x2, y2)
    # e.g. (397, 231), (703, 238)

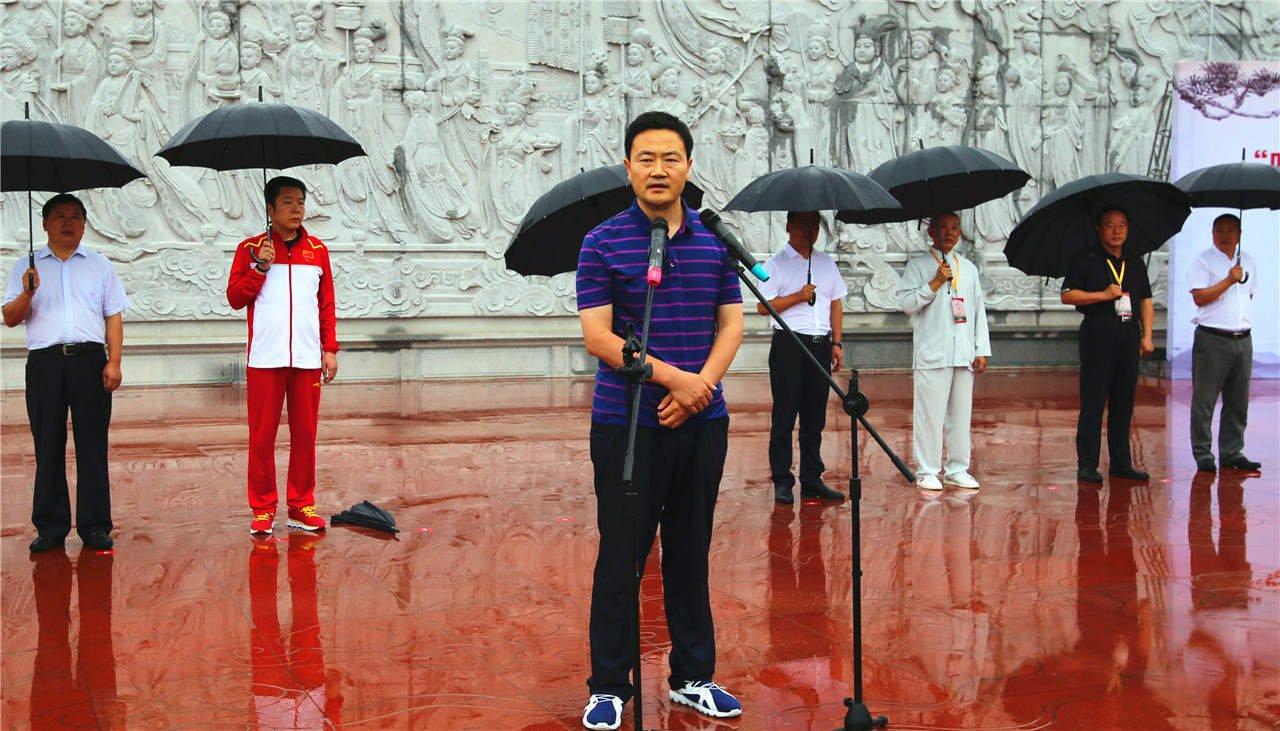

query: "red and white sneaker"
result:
(250, 511), (275, 535)
(287, 505), (327, 531)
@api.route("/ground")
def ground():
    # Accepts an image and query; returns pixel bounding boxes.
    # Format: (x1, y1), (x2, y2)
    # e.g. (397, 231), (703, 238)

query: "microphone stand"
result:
(615, 274), (660, 731)
(728, 259), (906, 731)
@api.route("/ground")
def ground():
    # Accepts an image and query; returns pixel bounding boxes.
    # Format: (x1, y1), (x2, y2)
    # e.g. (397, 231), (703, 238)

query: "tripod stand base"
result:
(833, 698), (888, 730)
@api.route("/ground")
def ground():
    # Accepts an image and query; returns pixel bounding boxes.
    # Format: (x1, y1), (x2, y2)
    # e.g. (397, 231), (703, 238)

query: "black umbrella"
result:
(1004, 173), (1192, 278)
(840, 144), (1030, 223)
(1174, 161), (1280, 211)
(330, 500), (399, 534)
(1173, 160), (1280, 284)
(155, 96), (365, 258)
(2, 108), (147, 287)
(504, 164), (704, 277)
(724, 165), (902, 214)
(156, 100), (365, 172)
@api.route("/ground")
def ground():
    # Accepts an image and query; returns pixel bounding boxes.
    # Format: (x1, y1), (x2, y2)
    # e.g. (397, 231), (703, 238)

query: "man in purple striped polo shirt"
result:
(576, 111), (744, 730)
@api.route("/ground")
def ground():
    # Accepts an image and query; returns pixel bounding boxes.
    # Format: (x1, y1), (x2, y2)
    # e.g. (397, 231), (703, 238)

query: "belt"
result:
(34, 342), (105, 356)
(1198, 325), (1250, 340)
(774, 331), (830, 343)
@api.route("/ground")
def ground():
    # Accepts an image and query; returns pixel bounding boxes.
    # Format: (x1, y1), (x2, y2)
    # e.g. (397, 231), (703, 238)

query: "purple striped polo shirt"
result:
(576, 200), (743, 426)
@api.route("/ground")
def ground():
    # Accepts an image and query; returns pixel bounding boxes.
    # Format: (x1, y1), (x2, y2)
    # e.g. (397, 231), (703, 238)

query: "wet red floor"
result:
(1, 370), (1277, 730)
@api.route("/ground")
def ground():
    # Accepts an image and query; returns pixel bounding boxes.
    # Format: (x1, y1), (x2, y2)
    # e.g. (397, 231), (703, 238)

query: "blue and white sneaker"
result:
(669, 680), (742, 718)
(583, 693), (623, 730)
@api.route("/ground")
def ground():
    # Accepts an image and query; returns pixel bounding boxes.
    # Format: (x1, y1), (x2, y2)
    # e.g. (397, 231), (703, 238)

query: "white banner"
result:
(1169, 61), (1280, 379)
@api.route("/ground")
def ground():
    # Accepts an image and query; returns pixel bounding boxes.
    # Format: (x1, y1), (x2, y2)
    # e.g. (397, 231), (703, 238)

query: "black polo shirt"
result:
(1061, 245), (1153, 318)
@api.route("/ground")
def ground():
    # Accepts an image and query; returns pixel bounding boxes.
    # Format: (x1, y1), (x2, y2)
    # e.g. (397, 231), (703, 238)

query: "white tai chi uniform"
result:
(898, 250), (991, 479)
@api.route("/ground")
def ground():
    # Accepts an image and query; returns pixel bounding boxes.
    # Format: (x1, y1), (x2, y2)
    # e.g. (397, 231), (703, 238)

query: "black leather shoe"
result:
(29, 535), (65, 553)
(1077, 468), (1103, 483)
(773, 484), (794, 504)
(1196, 459), (1217, 473)
(800, 482), (846, 501)
(83, 529), (113, 551)
(1222, 456), (1261, 471)
(1109, 465), (1150, 480)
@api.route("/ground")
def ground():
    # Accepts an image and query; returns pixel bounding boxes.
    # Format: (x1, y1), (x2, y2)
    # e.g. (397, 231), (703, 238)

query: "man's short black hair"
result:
(42, 193), (87, 220)
(786, 211), (820, 224)
(625, 111), (694, 160)
(1095, 204), (1128, 226)
(1213, 213), (1241, 228)
(265, 175), (307, 208)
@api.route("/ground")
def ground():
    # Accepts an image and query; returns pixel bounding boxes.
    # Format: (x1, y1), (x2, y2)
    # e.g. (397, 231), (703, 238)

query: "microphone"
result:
(647, 217), (669, 287)
(699, 209), (769, 281)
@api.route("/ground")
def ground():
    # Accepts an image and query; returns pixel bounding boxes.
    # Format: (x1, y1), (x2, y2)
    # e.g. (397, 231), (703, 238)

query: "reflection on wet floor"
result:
(2, 371), (1276, 730)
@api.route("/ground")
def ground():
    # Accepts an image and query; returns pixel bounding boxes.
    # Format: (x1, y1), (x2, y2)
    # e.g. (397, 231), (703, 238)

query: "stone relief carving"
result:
(1, 0), (1274, 327)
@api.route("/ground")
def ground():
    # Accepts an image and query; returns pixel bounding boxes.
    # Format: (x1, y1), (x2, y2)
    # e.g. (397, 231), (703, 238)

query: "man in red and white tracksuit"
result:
(227, 176), (339, 535)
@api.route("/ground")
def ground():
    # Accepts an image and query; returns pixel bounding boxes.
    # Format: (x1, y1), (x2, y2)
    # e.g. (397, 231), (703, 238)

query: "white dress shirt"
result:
(4, 246), (130, 350)
(759, 246), (848, 335)
(898, 250), (991, 370)
(1187, 246), (1256, 331)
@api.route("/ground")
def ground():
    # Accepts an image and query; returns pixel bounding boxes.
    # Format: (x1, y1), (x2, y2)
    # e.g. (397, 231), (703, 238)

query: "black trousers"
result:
(768, 331), (833, 488)
(25, 348), (113, 540)
(588, 417), (728, 701)
(1075, 317), (1140, 470)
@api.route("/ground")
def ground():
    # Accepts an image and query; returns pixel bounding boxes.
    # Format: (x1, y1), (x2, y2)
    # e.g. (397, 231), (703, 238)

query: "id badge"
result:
(951, 297), (967, 324)
(1115, 292), (1132, 320)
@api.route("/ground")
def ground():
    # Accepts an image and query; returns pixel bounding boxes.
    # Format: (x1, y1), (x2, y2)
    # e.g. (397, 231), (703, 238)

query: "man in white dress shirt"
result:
(758, 211), (848, 503)
(3, 194), (129, 553)
(898, 213), (991, 491)
(1188, 214), (1260, 473)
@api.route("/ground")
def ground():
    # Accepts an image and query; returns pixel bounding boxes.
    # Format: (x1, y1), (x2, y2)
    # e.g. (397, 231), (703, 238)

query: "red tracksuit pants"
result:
(247, 367), (321, 513)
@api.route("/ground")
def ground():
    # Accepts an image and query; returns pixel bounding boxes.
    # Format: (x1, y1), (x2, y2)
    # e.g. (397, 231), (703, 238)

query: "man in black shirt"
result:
(1060, 206), (1153, 483)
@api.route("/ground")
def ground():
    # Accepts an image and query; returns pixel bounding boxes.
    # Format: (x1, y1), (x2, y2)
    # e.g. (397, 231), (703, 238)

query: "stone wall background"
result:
(1, 0), (1276, 385)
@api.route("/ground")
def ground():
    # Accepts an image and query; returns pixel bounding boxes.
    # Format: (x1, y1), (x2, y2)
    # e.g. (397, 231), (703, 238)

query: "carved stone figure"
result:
(898, 28), (939, 143)
(5, 0), (57, 74)
(1109, 69), (1159, 175)
(280, 13), (327, 111)
(912, 65), (967, 149)
(832, 18), (900, 173)
(1005, 31), (1043, 204)
(398, 89), (472, 242)
(771, 67), (805, 167)
(1080, 32), (1116, 175)
(103, 0), (168, 106)
(49, 1), (103, 125)
(620, 29), (656, 117)
(798, 23), (840, 165)
(84, 45), (213, 242)
(0, 32), (54, 120)
(648, 65), (689, 118)
(487, 99), (561, 237)
(1041, 65), (1085, 193)
(690, 44), (745, 210)
(188, 10), (239, 117)
(330, 34), (409, 242)
(576, 69), (620, 170)
(434, 24), (489, 221)
(970, 68), (1019, 245)
(238, 39), (281, 101)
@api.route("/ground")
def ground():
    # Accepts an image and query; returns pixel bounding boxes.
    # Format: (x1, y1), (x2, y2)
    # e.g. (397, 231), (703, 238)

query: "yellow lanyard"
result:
(930, 249), (958, 290)
(1106, 259), (1125, 287)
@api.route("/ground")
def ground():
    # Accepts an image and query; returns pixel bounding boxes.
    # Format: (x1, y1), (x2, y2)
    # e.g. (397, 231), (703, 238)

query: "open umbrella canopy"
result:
(156, 102), (365, 171)
(2, 119), (146, 192)
(1173, 161), (1280, 210)
(724, 165), (901, 215)
(842, 145), (1029, 223)
(1004, 172), (1192, 278)
(504, 164), (704, 277)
